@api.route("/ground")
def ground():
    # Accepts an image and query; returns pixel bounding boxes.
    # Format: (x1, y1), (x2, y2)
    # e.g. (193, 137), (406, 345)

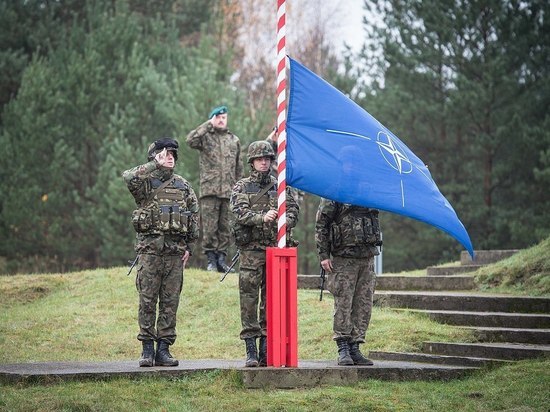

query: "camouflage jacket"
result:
(230, 169), (299, 251)
(316, 198), (380, 261)
(186, 120), (243, 199)
(122, 160), (199, 255)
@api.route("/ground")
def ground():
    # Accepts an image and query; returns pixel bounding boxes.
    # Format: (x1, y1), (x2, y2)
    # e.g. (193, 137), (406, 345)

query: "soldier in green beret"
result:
(315, 199), (382, 366)
(123, 138), (199, 367)
(186, 105), (243, 273)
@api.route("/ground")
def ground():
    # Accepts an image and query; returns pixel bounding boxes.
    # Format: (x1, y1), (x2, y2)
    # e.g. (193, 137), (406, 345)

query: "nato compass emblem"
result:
(326, 128), (416, 208)
(376, 131), (412, 175)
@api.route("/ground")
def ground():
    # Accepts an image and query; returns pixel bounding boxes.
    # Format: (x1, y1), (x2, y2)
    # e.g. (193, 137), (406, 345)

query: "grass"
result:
(0, 267), (473, 363)
(1, 242), (549, 411)
(475, 237), (550, 296)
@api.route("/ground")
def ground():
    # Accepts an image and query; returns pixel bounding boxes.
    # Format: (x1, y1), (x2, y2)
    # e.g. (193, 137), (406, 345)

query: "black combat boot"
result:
(244, 338), (259, 367)
(155, 340), (179, 367)
(216, 252), (234, 273)
(138, 340), (155, 367)
(258, 336), (267, 367)
(335, 338), (354, 366)
(349, 342), (374, 365)
(206, 251), (217, 272)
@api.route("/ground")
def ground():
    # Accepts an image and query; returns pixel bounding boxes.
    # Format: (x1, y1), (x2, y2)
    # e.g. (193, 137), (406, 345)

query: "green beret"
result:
(209, 105), (228, 118)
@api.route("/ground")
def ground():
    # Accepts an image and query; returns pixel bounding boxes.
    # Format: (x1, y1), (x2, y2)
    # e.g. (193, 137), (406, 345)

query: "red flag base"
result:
(266, 247), (298, 367)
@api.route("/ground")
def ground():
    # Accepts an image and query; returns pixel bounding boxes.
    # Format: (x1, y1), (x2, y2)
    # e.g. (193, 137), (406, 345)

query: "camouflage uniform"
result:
(186, 120), (243, 257)
(315, 199), (381, 346)
(230, 159), (299, 341)
(123, 153), (199, 346)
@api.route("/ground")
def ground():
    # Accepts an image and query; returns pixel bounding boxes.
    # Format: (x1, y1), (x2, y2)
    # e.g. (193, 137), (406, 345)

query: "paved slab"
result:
(426, 265), (482, 276)
(369, 351), (510, 367)
(0, 359), (477, 388)
(375, 291), (550, 313)
(423, 341), (550, 361)
(460, 326), (550, 344)
(394, 309), (550, 328)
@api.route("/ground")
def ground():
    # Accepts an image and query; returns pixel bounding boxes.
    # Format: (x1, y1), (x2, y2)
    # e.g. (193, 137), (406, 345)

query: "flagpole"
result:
(276, 0), (287, 248)
(266, 0), (298, 368)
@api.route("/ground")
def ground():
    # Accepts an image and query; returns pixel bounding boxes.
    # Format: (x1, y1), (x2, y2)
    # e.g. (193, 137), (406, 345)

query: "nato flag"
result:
(286, 57), (474, 257)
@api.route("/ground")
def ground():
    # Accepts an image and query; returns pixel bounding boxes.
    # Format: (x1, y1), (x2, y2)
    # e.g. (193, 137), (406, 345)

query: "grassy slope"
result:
(475, 236), (550, 296)
(1, 242), (549, 411)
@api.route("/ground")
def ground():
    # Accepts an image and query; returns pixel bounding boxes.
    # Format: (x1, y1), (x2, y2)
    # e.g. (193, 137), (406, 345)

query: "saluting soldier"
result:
(230, 141), (299, 367)
(123, 138), (199, 367)
(315, 199), (382, 366)
(186, 105), (243, 273)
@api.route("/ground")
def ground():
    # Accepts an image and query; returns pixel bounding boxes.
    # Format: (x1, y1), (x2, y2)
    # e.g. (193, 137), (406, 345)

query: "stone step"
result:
(368, 351), (510, 368)
(460, 326), (550, 344)
(374, 291), (550, 313)
(298, 274), (477, 291)
(0, 359), (477, 388)
(396, 309), (550, 328)
(461, 250), (519, 266)
(422, 341), (550, 361)
(426, 265), (482, 276)
(376, 275), (476, 291)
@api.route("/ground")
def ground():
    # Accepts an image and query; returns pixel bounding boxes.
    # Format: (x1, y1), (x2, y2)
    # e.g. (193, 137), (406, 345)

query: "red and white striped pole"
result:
(266, 0), (298, 368)
(276, 0), (287, 248)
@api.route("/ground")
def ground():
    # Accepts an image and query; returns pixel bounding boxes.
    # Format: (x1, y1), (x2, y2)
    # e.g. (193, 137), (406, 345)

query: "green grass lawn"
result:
(0, 267), (474, 363)
(1, 239), (549, 411)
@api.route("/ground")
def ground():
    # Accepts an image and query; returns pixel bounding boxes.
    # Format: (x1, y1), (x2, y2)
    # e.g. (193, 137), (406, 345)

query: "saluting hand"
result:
(155, 148), (168, 166)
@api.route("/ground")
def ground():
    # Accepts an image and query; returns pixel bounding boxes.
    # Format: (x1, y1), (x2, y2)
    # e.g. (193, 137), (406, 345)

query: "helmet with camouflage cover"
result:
(147, 137), (179, 161)
(247, 140), (275, 164)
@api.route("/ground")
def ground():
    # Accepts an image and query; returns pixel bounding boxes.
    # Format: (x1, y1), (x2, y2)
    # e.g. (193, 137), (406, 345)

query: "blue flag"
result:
(286, 57), (474, 257)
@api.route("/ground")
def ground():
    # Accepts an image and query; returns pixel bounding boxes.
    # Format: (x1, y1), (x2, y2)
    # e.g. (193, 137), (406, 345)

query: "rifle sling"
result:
(145, 176), (176, 204)
(250, 182), (275, 206)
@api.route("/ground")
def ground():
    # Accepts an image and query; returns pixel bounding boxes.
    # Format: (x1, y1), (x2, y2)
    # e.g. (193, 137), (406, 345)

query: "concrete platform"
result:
(0, 359), (478, 388)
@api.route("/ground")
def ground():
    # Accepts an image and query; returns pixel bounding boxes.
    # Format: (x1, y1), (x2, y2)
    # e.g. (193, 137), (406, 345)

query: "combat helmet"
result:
(147, 138), (179, 161)
(247, 140), (275, 164)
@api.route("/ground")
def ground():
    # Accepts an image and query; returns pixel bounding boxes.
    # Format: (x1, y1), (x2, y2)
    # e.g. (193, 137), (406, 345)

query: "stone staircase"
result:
(299, 249), (550, 368)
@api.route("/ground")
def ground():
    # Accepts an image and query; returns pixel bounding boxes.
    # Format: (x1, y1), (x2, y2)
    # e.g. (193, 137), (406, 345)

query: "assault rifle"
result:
(220, 250), (240, 282)
(319, 267), (326, 301)
(127, 255), (139, 276)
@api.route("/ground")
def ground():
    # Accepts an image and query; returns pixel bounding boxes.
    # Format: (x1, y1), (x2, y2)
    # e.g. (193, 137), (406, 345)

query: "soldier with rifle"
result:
(315, 198), (382, 366)
(230, 141), (299, 367)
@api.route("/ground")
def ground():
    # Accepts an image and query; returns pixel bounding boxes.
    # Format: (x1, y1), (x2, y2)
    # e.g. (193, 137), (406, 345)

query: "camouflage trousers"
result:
(136, 254), (184, 344)
(200, 196), (230, 254)
(328, 256), (376, 343)
(238, 250), (267, 340)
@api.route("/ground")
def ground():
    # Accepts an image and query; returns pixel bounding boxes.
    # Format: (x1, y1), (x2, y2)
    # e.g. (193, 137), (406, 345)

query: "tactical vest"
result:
(131, 177), (193, 236)
(330, 205), (382, 249)
(233, 180), (277, 247)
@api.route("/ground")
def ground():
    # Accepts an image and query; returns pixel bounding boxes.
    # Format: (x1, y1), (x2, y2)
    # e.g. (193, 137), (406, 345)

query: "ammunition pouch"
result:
(132, 206), (191, 235)
(331, 209), (382, 248)
(132, 208), (154, 233)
